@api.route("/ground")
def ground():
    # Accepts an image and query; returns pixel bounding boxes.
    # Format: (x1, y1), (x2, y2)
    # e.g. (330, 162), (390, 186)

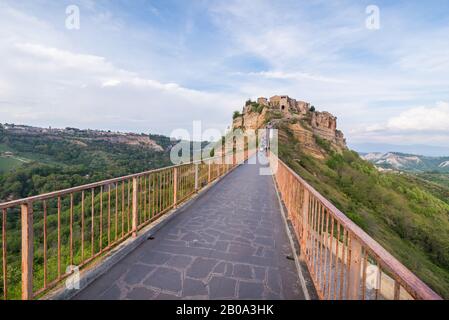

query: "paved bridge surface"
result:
(73, 155), (306, 300)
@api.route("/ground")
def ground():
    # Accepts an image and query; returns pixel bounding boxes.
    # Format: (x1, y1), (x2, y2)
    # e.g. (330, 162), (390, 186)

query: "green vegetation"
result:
(279, 130), (449, 298)
(233, 111), (241, 120)
(0, 156), (23, 172)
(250, 102), (264, 114)
(0, 143), (12, 152)
(0, 133), (175, 200)
(314, 135), (332, 153)
(264, 110), (284, 125)
(244, 100), (265, 114)
(0, 143), (29, 172)
(0, 128), (185, 299)
(1, 176), (181, 299)
(416, 173), (449, 189)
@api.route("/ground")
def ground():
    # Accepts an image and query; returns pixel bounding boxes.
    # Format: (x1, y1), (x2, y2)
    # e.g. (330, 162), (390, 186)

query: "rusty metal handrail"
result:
(0, 155), (219, 210)
(269, 152), (442, 300)
(0, 149), (255, 300)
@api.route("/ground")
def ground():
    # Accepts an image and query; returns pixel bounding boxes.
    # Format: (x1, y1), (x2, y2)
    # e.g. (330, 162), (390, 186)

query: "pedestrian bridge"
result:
(74, 153), (305, 300)
(0, 151), (442, 300)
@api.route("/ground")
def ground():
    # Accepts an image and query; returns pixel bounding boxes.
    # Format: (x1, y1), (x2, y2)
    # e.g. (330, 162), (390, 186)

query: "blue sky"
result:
(0, 0), (449, 150)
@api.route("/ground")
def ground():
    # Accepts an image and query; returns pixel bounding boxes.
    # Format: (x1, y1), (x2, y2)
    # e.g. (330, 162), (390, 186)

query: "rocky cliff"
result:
(232, 95), (347, 158)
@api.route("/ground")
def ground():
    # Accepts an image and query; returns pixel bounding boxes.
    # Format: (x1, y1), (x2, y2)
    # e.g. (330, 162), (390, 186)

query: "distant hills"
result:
(361, 152), (449, 173)
(350, 142), (449, 157)
(0, 123), (168, 151)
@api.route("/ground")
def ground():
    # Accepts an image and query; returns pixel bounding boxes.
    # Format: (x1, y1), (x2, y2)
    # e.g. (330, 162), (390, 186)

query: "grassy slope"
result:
(417, 173), (449, 189)
(277, 127), (449, 298)
(0, 157), (23, 172)
(0, 142), (59, 173)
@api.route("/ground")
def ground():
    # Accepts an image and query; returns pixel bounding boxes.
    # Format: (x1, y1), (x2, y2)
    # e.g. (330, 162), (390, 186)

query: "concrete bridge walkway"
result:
(73, 155), (306, 300)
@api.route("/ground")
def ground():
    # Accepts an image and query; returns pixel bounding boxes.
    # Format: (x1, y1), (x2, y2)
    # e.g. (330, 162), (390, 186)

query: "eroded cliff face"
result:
(232, 95), (347, 158)
(311, 111), (346, 148)
(286, 122), (326, 159)
(233, 107), (268, 132)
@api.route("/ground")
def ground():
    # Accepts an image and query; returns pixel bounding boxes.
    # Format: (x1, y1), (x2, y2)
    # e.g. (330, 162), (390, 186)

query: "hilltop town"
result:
(232, 95), (346, 159)
(0, 123), (165, 151)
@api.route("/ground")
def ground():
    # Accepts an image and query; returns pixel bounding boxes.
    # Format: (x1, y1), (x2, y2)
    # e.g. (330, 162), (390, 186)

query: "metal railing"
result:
(269, 152), (442, 300)
(0, 149), (253, 300)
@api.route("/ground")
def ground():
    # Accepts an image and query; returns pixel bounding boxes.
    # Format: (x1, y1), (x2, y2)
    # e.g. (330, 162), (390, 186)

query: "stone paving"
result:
(73, 154), (305, 300)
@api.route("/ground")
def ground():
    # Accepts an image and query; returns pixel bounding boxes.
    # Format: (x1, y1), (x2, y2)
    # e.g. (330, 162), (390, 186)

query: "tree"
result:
(310, 105), (316, 112)
(233, 111), (241, 120)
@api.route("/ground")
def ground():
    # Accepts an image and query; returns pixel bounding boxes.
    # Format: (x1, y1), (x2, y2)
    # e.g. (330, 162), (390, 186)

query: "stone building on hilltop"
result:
(233, 95), (347, 156)
(245, 95), (310, 115)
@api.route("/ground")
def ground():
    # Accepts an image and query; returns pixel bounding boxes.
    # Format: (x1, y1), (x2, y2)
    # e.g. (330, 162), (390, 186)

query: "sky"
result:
(0, 0), (449, 152)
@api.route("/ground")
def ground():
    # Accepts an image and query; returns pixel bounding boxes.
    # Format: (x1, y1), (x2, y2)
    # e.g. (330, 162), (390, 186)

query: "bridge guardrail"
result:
(269, 152), (442, 300)
(0, 148), (254, 300)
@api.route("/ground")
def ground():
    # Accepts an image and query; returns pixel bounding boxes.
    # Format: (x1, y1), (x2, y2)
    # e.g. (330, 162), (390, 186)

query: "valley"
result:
(0, 124), (178, 202)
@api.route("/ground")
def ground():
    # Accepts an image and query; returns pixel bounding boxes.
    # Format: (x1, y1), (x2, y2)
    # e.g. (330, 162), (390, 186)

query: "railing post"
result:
(21, 202), (33, 300)
(348, 235), (363, 300)
(132, 177), (138, 237)
(208, 160), (211, 183)
(301, 188), (309, 256)
(232, 138), (236, 167)
(173, 167), (178, 207)
(222, 143), (225, 175)
(194, 164), (199, 192)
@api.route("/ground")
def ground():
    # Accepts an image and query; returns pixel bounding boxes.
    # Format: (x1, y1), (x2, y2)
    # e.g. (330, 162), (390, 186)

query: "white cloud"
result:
(1, 0), (449, 148)
(209, 0), (366, 68)
(15, 42), (113, 72)
(387, 102), (449, 131)
(0, 2), (247, 134)
(13, 42), (219, 97)
(102, 79), (121, 87)
(243, 71), (347, 84)
(209, 2), (309, 67)
(1, 42), (240, 135)
(349, 101), (449, 146)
